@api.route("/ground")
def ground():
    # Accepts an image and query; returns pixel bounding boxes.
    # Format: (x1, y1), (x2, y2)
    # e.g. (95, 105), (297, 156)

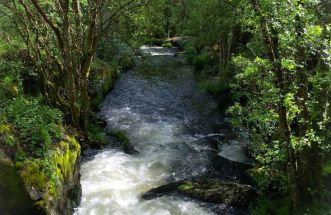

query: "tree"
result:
(1, 0), (146, 130)
(229, 0), (331, 210)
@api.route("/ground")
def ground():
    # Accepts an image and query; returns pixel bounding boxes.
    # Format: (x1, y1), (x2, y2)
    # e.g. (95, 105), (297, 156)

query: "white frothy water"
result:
(140, 45), (177, 56)
(75, 107), (213, 215)
(74, 46), (218, 215)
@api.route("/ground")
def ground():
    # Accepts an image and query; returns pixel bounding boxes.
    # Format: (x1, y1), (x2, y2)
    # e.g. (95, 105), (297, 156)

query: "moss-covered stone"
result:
(142, 178), (257, 208)
(0, 156), (41, 215)
(108, 130), (139, 155)
(178, 181), (194, 191)
(3, 135), (81, 215)
(16, 159), (48, 200)
(53, 136), (80, 184)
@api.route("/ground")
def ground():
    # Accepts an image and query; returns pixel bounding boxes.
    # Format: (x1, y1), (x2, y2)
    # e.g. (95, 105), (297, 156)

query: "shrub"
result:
(183, 41), (197, 64)
(0, 59), (23, 99)
(194, 52), (212, 71)
(88, 124), (107, 145)
(251, 197), (290, 215)
(161, 42), (173, 48)
(200, 79), (230, 95)
(6, 97), (63, 155)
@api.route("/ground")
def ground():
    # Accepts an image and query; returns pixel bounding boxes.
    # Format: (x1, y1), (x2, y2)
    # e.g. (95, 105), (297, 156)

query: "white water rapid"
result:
(74, 46), (239, 215)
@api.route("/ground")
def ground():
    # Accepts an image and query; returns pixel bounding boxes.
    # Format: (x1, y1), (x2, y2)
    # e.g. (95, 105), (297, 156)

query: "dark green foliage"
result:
(251, 197), (290, 215)
(6, 97), (63, 155)
(252, 197), (331, 215)
(89, 58), (118, 110)
(97, 39), (134, 70)
(88, 124), (107, 145)
(0, 59), (23, 99)
(109, 130), (130, 146)
(193, 52), (214, 71)
(183, 41), (198, 64)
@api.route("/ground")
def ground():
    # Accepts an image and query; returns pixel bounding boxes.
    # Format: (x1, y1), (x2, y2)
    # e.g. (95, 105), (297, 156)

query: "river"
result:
(74, 46), (246, 215)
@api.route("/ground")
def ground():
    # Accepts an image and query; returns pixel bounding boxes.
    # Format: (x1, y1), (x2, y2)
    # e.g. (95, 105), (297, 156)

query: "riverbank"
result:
(0, 43), (120, 214)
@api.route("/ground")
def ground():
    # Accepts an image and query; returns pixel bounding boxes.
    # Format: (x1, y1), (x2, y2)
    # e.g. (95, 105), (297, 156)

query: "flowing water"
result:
(75, 47), (243, 215)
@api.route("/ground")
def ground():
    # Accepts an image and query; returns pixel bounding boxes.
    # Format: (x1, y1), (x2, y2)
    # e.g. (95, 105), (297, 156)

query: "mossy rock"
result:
(0, 157), (41, 215)
(54, 136), (80, 181)
(108, 130), (139, 155)
(15, 159), (48, 201)
(142, 179), (256, 208)
(11, 136), (81, 215)
(178, 181), (194, 191)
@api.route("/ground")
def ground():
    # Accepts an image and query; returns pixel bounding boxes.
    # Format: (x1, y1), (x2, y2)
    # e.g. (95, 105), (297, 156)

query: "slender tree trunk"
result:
(80, 56), (94, 131)
(225, 31), (233, 74)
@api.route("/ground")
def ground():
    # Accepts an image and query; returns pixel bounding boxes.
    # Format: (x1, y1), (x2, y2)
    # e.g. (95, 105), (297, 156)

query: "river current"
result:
(74, 46), (242, 215)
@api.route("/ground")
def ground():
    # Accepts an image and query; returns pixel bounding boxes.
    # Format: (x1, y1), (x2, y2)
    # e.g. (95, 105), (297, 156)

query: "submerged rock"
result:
(142, 179), (256, 208)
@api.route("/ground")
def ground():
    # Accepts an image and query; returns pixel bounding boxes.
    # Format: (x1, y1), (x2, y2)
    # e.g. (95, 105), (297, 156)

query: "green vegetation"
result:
(134, 0), (330, 213)
(0, 0), (330, 214)
(178, 181), (194, 191)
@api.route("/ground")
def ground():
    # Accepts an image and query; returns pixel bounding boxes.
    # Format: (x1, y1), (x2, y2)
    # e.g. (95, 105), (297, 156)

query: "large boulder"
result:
(142, 179), (256, 208)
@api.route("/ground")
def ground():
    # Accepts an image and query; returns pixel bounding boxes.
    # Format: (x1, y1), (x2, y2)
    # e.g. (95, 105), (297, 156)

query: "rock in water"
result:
(142, 179), (256, 208)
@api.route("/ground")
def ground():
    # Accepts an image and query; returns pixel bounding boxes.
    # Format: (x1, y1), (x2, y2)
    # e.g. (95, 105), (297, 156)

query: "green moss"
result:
(178, 181), (194, 191)
(0, 148), (6, 159)
(54, 136), (80, 181)
(12, 135), (80, 211)
(16, 159), (48, 192)
(0, 157), (37, 214)
(109, 130), (130, 146)
(0, 124), (10, 133)
(0, 124), (15, 147)
(1, 157), (14, 167)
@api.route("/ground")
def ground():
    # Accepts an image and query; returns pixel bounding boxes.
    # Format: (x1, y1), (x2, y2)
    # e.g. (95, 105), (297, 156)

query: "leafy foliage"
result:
(6, 97), (63, 156)
(227, 0), (331, 208)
